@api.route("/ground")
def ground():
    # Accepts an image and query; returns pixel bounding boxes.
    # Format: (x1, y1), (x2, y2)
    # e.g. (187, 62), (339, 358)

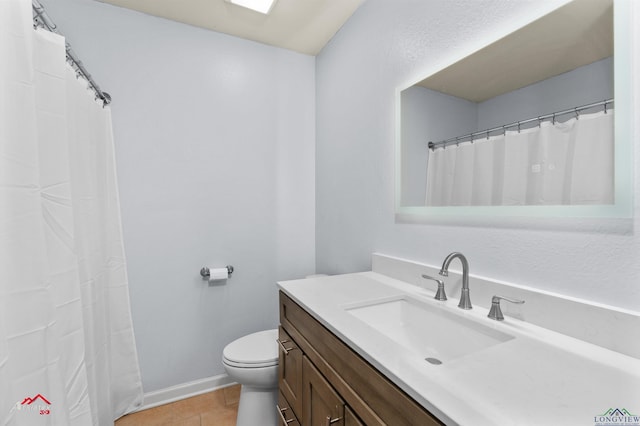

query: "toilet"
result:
(222, 329), (279, 426)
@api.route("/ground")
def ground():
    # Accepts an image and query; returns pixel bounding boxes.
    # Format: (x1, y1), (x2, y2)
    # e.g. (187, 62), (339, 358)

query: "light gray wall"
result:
(316, 0), (640, 310)
(401, 87), (476, 205)
(41, 0), (316, 392)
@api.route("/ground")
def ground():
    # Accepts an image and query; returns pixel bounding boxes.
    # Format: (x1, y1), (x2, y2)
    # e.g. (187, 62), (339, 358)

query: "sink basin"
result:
(345, 296), (514, 363)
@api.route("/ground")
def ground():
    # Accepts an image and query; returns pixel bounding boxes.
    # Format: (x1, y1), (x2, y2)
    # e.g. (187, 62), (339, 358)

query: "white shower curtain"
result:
(1, 0), (143, 424)
(425, 110), (614, 206)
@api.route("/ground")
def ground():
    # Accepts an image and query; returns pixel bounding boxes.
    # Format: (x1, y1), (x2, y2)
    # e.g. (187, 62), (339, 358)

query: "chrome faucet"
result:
(439, 252), (472, 310)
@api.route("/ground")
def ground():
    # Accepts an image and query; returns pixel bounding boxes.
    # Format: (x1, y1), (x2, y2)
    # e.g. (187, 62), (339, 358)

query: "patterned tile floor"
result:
(115, 385), (240, 426)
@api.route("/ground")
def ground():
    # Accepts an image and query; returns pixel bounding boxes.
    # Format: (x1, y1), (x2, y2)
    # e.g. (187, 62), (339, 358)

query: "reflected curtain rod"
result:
(428, 98), (613, 151)
(32, 0), (111, 106)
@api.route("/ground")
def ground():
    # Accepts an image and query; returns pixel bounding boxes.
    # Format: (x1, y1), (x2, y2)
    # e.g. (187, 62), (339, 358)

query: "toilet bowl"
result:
(222, 329), (278, 426)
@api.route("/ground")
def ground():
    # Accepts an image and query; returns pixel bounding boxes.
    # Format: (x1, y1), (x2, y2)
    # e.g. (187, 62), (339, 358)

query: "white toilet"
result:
(222, 329), (279, 426)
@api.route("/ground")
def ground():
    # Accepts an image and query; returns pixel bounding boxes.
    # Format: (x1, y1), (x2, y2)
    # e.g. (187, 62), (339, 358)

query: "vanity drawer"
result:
(278, 391), (301, 426)
(278, 326), (303, 419)
(279, 291), (443, 426)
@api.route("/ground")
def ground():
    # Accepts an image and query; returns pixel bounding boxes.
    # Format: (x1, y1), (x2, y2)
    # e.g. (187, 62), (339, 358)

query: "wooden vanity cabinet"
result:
(278, 291), (443, 426)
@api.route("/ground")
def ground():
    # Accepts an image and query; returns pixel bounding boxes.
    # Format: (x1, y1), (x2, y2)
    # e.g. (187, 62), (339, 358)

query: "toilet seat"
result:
(223, 329), (278, 368)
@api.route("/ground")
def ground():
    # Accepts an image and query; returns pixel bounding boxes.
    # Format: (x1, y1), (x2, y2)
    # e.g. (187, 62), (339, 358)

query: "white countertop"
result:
(278, 272), (640, 426)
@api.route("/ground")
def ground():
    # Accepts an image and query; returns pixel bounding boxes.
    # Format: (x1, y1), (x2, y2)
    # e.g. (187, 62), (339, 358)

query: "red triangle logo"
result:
(21, 394), (51, 405)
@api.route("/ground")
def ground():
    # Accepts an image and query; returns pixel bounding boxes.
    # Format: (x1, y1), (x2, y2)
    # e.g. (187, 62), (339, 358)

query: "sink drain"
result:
(425, 357), (442, 365)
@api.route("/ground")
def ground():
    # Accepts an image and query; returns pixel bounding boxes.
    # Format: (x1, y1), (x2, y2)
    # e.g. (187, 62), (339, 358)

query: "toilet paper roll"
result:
(208, 267), (229, 282)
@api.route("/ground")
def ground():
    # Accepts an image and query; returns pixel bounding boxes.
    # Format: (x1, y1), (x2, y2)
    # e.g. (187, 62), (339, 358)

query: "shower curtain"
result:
(425, 110), (614, 206)
(1, 0), (143, 424)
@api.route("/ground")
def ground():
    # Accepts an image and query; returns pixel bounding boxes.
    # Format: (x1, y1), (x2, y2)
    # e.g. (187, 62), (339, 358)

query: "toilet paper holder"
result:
(200, 265), (234, 279)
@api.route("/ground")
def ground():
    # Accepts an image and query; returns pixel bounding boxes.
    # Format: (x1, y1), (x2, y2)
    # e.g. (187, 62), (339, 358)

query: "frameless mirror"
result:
(395, 0), (632, 222)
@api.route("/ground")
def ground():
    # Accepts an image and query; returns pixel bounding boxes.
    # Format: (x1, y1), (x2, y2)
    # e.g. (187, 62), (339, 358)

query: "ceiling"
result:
(418, 0), (613, 103)
(96, 0), (365, 56)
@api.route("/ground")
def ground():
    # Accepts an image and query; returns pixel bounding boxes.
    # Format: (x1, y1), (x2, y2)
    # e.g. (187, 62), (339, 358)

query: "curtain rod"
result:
(428, 98), (613, 151)
(32, 0), (111, 106)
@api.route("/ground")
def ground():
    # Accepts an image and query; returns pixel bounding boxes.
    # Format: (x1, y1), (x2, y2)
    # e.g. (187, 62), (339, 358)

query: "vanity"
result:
(276, 254), (640, 425)
(277, 290), (442, 426)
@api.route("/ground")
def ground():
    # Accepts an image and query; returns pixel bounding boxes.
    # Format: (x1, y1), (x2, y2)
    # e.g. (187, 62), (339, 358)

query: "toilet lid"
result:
(223, 329), (278, 367)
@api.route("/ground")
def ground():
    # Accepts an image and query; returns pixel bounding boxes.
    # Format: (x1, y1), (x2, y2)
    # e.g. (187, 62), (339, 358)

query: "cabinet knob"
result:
(277, 338), (299, 355)
(276, 404), (295, 424)
(326, 415), (342, 426)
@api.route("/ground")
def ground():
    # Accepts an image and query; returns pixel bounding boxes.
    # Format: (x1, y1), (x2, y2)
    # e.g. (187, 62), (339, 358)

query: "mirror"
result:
(395, 0), (632, 222)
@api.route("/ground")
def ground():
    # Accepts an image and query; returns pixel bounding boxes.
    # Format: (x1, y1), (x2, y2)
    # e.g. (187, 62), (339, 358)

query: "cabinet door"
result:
(302, 357), (344, 426)
(278, 326), (303, 419)
(278, 391), (301, 426)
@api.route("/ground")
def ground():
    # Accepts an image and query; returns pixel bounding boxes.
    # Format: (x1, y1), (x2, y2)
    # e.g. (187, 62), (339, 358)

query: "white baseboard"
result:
(134, 374), (236, 412)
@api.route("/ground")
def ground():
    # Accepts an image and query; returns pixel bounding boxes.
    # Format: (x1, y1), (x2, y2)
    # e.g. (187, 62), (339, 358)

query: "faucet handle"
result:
(488, 295), (525, 321)
(421, 274), (447, 301)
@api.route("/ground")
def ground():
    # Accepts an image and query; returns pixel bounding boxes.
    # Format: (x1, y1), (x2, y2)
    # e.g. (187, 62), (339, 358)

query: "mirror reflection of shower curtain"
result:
(425, 110), (614, 206)
(0, 1), (143, 424)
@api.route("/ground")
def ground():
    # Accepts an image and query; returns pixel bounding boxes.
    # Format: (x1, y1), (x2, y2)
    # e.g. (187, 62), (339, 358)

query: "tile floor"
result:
(115, 385), (240, 426)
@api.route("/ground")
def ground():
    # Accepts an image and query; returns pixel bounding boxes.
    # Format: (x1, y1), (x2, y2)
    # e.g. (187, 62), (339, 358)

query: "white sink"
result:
(346, 296), (514, 363)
